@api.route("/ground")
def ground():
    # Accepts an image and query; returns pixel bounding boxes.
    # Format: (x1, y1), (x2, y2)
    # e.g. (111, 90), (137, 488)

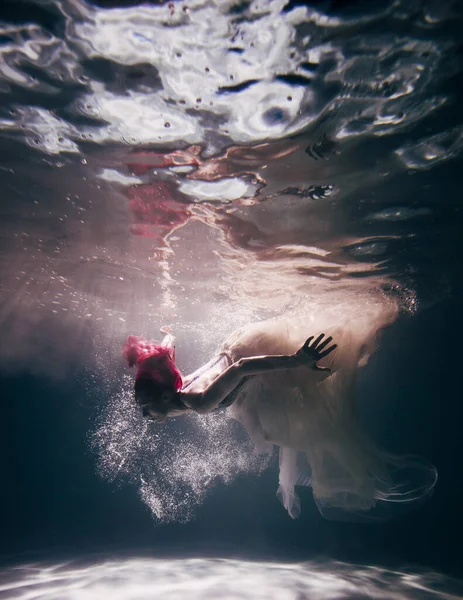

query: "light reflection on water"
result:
(1, 0), (459, 348)
(0, 0), (461, 521)
(0, 557), (461, 600)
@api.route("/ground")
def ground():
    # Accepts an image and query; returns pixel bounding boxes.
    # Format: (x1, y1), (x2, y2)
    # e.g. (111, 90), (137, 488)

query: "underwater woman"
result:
(123, 303), (437, 520)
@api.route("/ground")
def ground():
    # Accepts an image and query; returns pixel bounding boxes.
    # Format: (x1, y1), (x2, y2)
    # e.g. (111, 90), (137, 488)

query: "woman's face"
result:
(143, 390), (176, 423)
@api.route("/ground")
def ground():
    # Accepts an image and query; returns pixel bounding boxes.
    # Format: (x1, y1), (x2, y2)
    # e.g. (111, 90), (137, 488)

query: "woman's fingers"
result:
(312, 333), (325, 349)
(302, 333), (337, 360)
(319, 343), (337, 359)
(317, 335), (333, 352)
(303, 336), (314, 349)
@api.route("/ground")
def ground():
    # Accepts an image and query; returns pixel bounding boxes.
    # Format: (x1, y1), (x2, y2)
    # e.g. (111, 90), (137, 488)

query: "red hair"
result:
(123, 335), (182, 392)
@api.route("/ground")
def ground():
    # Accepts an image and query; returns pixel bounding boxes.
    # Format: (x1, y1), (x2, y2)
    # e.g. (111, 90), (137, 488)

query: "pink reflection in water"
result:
(127, 181), (191, 239)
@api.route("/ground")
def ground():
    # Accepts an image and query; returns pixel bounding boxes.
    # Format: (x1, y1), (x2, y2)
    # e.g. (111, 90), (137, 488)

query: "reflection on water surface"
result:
(1, 0), (460, 361)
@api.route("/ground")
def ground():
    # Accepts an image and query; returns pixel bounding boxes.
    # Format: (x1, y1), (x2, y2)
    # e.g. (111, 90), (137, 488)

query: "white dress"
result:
(214, 300), (437, 519)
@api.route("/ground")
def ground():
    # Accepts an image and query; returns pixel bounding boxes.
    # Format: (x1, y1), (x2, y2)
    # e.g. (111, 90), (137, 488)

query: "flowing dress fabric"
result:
(219, 302), (437, 519)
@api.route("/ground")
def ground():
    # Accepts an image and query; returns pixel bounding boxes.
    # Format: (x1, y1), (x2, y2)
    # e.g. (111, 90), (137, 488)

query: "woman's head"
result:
(123, 335), (183, 420)
(134, 376), (177, 422)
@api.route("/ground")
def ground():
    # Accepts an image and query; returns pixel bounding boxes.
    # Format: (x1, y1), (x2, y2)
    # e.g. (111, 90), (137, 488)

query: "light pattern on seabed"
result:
(0, 558), (462, 600)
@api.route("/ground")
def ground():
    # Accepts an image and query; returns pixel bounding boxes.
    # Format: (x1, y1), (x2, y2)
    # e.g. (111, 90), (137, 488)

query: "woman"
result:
(124, 311), (437, 519)
(124, 328), (336, 422)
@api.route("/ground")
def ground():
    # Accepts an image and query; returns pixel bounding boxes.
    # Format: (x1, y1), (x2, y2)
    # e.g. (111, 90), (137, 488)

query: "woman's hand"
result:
(294, 334), (337, 371)
(160, 326), (176, 359)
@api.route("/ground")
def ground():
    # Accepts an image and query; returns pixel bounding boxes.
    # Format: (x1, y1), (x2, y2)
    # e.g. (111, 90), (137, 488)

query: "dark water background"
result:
(0, 0), (462, 597)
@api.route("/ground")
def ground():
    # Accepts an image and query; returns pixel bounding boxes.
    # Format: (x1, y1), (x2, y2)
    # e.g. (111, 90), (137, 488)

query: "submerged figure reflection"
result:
(123, 312), (437, 520)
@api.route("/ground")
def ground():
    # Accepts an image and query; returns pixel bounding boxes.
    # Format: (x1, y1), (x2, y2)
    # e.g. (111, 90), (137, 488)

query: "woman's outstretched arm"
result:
(180, 334), (336, 414)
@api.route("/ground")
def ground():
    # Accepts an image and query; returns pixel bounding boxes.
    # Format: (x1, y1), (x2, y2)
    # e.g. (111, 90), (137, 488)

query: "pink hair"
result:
(123, 335), (183, 392)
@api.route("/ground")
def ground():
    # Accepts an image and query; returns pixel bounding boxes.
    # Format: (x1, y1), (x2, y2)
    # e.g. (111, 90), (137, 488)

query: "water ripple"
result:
(0, 0), (459, 151)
